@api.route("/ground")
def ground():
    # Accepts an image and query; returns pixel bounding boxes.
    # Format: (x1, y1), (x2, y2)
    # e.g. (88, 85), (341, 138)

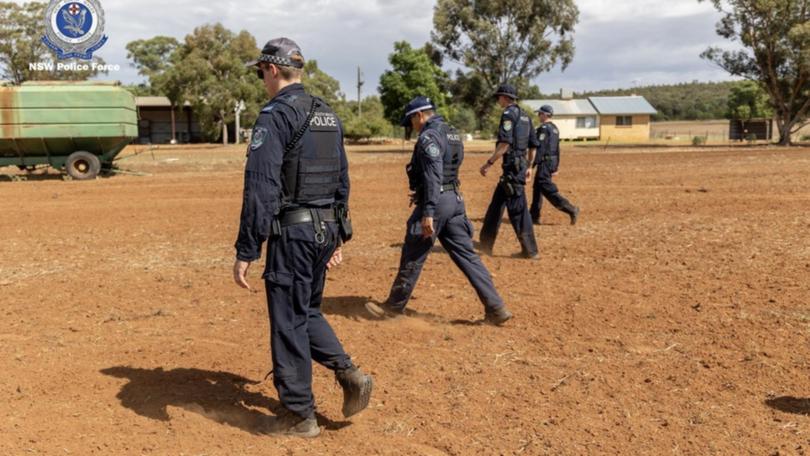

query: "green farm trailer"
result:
(0, 81), (138, 180)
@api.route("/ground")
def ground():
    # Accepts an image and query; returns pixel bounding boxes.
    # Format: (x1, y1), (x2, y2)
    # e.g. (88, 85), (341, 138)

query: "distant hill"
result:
(577, 81), (741, 121)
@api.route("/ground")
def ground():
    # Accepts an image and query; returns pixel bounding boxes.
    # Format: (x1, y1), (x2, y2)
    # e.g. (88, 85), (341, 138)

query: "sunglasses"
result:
(256, 68), (264, 79)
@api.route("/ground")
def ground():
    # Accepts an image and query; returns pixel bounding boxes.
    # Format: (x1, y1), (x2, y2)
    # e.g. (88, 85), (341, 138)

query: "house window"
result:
(576, 116), (596, 129)
(616, 115), (633, 127)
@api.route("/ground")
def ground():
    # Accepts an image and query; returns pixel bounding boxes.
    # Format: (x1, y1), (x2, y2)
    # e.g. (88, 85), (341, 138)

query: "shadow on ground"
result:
(765, 396), (810, 416)
(100, 366), (350, 434)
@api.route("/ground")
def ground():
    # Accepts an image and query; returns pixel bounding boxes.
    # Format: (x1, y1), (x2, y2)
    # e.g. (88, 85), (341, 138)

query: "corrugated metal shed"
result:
(588, 96), (657, 115)
(135, 96), (192, 107)
(523, 99), (597, 116)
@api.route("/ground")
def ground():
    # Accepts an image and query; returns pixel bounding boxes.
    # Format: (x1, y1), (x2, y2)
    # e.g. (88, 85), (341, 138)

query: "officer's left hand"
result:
(233, 260), (252, 290)
(525, 167), (533, 181)
(552, 171), (559, 177)
(421, 216), (435, 238)
(480, 163), (490, 177)
(327, 247), (343, 269)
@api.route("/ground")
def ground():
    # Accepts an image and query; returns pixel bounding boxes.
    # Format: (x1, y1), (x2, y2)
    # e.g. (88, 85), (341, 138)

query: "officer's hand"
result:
(552, 171), (559, 177)
(233, 260), (252, 290)
(327, 247), (343, 269)
(525, 167), (533, 181)
(480, 163), (490, 177)
(421, 216), (435, 238)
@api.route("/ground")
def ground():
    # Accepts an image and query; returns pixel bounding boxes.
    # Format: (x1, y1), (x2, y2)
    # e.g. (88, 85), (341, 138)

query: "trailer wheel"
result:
(66, 151), (101, 180)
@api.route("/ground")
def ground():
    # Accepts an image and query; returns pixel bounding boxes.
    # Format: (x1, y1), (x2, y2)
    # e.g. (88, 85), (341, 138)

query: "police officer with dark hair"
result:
(529, 105), (580, 225)
(365, 96), (512, 325)
(478, 84), (540, 259)
(234, 37), (372, 438)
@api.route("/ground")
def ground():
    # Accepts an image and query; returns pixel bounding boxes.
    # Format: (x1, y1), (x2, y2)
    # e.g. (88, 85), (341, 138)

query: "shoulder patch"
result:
(425, 142), (441, 157)
(539, 132), (547, 141)
(250, 126), (268, 151)
(503, 120), (513, 132)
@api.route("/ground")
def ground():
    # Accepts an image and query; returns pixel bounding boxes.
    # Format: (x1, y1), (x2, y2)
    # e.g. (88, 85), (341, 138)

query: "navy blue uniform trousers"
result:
(479, 182), (538, 256)
(387, 191), (504, 313)
(530, 164), (575, 223)
(264, 222), (352, 419)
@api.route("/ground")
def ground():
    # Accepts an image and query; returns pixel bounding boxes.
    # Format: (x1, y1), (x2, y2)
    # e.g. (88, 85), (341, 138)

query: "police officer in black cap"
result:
(529, 105), (580, 225)
(365, 96), (512, 325)
(478, 84), (540, 259)
(234, 37), (372, 438)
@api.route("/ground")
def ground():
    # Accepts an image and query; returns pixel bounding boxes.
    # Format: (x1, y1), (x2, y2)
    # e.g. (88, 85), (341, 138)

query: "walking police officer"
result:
(529, 105), (580, 225)
(234, 38), (372, 438)
(365, 96), (513, 325)
(478, 84), (540, 259)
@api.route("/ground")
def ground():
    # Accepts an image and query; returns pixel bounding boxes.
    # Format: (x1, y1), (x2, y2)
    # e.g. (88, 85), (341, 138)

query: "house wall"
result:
(554, 116), (600, 140)
(599, 115), (651, 142)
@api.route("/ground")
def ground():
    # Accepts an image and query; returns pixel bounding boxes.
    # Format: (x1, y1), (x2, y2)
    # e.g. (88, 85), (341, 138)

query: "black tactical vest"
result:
(276, 94), (341, 207)
(511, 106), (531, 155)
(440, 123), (463, 186)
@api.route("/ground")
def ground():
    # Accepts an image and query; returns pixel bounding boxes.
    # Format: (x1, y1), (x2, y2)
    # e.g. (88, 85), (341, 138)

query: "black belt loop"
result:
(310, 208), (326, 245)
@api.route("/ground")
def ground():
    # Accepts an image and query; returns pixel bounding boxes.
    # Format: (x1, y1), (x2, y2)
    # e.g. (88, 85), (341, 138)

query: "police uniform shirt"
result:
(536, 122), (560, 172)
(234, 83), (349, 262)
(413, 116), (453, 218)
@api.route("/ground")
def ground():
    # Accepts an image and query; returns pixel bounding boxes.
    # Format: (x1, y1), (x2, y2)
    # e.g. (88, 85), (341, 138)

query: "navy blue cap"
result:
(400, 96), (436, 126)
(247, 37), (305, 69)
(536, 105), (554, 115)
(493, 84), (518, 100)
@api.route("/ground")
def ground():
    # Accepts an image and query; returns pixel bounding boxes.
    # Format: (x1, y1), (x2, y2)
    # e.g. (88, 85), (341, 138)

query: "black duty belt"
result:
(280, 207), (336, 227)
(440, 182), (459, 193)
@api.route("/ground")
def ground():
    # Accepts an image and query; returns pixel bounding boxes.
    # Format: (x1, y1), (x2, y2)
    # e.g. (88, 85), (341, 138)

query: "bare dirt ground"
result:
(1, 143), (809, 455)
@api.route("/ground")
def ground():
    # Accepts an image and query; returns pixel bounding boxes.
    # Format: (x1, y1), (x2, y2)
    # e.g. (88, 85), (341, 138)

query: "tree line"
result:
(1, 0), (807, 144)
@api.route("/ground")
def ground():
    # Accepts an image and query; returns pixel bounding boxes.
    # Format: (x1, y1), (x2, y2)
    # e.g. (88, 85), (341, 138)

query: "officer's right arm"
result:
(234, 111), (289, 262)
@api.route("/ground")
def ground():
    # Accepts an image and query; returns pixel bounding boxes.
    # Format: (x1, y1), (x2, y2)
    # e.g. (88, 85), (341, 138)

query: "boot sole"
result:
(342, 375), (373, 418)
(364, 302), (399, 319)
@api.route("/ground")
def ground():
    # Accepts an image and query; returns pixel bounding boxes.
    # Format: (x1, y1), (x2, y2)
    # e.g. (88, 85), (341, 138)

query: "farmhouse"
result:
(522, 99), (600, 140)
(523, 95), (657, 142)
(589, 96), (658, 143)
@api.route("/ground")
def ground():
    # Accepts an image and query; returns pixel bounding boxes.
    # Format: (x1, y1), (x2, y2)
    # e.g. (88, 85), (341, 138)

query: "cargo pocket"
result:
(463, 216), (475, 238)
(264, 270), (293, 288)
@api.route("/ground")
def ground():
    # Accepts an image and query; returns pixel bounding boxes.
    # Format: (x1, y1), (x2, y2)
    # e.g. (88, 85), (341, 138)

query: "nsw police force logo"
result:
(41, 0), (108, 60)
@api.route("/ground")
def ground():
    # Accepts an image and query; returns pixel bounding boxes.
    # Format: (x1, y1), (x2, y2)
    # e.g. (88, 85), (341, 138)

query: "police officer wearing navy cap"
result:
(365, 96), (513, 325)
(233, 37), (372, 438)
(529, 105), (580, 225)
(478, 84), (540, 259)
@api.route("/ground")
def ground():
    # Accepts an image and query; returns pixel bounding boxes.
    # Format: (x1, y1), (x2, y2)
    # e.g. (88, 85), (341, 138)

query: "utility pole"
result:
(357, 66), (364, 118)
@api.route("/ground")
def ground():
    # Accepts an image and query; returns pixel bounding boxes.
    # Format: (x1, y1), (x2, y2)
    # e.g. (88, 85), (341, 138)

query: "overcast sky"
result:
(18, 0), (736, 97)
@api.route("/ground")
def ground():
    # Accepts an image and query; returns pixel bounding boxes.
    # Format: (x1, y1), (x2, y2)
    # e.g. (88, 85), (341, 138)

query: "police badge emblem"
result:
(250, 127), (268, 151)
(41, 0), (108, 60)
(503, 120), (513, 132)
(426, 143), (441, 157)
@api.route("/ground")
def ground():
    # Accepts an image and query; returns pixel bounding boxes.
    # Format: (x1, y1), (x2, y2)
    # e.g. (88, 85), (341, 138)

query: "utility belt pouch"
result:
(336, 203), (353, 243)
(499, 176), (516, 197)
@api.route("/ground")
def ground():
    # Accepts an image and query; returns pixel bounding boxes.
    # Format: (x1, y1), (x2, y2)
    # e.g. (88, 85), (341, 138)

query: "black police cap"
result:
(247, 37), (305, 69)
(400, 96), (436, 126)
(493, 84), (518, 100)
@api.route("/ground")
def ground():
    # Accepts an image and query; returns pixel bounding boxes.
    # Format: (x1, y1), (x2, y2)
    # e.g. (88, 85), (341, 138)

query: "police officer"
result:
(365, 96), (512, 325)
(529, 105), (580, 225)
(478, 84), (540, 259)
(233, 38), (372, 438)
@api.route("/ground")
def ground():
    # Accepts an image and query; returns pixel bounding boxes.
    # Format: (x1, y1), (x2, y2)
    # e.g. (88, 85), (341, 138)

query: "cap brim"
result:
(493, 92), (518, 99)
(245, 60), (259, 68)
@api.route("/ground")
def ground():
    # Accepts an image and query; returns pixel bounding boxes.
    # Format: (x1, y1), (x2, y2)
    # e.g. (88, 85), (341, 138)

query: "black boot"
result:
(261, 410), (320, 438)
(568, 206), (580, 225)
(484, 307), (513, 326)
(335, 366), (373, 418)
(365, 301), (402, 319)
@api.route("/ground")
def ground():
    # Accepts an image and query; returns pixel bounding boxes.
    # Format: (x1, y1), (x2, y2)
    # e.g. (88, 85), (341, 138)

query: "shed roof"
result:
(588, 96), (657, 115)
(135, 96), (191, 107)
(523, 99), (597, 116)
